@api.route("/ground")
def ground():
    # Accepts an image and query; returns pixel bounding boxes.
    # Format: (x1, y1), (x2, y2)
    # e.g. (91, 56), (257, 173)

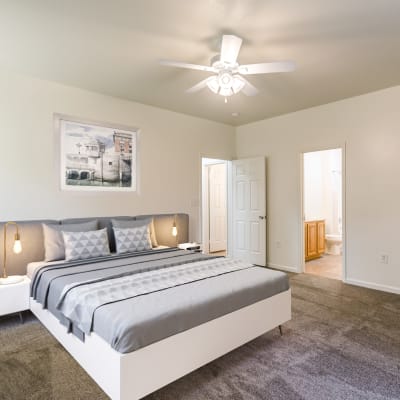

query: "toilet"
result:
(325, 234), (342, 255)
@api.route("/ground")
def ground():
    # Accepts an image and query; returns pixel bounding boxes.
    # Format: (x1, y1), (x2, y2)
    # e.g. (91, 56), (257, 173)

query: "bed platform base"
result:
(30, 289), (291, 400)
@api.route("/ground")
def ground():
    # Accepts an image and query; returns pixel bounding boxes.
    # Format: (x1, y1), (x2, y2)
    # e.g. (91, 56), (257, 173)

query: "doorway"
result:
(302, 148), (344, 280)
(201, 158), (228, 256)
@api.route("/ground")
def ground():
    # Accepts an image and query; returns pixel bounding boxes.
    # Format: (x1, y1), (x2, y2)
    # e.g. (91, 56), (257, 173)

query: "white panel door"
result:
(232, 157), (266, 265)
(209, 163), (227, 252)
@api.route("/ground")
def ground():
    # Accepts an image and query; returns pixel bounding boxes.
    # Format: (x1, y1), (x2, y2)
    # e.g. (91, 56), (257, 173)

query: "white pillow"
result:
(113, 225), (152, 254)
(62, 228), (110, 261)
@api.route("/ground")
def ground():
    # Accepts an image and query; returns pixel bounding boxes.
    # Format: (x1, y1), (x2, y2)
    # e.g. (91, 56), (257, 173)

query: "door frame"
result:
(200, 156), (231, 255)
(299, 144), (347, 281)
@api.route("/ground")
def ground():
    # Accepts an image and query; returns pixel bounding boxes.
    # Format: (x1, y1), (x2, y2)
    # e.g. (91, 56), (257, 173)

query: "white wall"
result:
(2, 68), (399, 294)
(0, 69), (236, 242)
(304, 151), (325, 221)
(304, 148), (342, 235)
(236, 85), (400, 294)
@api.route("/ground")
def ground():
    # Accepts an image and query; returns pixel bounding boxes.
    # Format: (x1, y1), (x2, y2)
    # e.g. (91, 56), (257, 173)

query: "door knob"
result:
(259, 216), (266, 220)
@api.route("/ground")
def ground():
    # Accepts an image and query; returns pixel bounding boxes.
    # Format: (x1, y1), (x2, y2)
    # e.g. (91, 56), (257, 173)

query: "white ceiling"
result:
(1, 0), (400, 126)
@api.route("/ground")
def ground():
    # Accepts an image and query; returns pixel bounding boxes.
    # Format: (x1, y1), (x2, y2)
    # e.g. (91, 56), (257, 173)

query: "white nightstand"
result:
(178, 243), (202, 253)
(0, 276), (30, 323)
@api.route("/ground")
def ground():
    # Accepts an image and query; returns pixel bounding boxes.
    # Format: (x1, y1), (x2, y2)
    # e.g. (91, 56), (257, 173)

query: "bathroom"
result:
(303, 148), (343, 280)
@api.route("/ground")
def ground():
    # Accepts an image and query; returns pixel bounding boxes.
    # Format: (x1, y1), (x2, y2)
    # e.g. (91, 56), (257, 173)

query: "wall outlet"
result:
(276, 241), (281, 249)
(379, 254), (389, 264)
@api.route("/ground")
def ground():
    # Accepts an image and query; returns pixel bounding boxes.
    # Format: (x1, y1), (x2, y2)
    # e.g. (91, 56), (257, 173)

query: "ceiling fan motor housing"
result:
(210, 54), (238, 71)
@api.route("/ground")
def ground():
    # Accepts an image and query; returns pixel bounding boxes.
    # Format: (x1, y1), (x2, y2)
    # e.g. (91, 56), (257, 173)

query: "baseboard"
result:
(344, 278), (400, 295)
(268, 263), (299, 273)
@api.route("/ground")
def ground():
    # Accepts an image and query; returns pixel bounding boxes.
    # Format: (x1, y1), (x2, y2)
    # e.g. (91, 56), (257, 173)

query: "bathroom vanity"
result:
(304, 220), (325, 261)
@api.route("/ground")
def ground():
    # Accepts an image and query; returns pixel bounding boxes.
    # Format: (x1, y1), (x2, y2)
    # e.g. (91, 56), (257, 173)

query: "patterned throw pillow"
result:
(62, 228), (110, 261)
(113, 225), (152, 254)
(112, 218), (159, 247)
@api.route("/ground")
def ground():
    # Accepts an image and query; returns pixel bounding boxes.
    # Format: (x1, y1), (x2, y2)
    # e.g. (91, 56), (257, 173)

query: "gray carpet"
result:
(0, 273), (399, 400)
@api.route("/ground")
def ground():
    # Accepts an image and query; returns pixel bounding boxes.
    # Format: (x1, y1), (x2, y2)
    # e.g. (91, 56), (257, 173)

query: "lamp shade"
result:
(206, 76), (219, 94)
(232, 75), (245, 94)
(206, 72), (245, 97)
(13, 238), (22, 254)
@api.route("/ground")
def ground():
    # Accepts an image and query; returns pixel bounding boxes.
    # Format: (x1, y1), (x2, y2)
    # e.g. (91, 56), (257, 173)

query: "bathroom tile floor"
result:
(210, 250), (227, 256)
(305, 254), (342, 280)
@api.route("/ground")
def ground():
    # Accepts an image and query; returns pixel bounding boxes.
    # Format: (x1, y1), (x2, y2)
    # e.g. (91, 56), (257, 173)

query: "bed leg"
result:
(278, 325), (283, 336)
(19, 312), (24, 324)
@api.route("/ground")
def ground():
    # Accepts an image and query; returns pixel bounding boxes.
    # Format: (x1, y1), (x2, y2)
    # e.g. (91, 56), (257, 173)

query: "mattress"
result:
(30, 249), (289, 354)
(27, 260), (58, 279)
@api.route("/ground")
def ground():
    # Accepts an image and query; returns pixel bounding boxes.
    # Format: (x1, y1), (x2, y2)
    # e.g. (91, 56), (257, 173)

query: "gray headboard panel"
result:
(0, 214), (189, 276)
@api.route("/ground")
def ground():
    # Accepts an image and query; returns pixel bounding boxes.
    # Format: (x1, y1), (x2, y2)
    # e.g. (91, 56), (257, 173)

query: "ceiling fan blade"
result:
(186, 77), (214, 93)
(240, 77), (259, 96)
(220, 35), (242, 64)
(160, 60), (216, 73)
(239, 61), (295, 75)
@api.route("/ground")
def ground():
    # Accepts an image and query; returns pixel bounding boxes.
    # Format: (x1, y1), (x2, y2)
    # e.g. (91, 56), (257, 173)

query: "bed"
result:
(1, 214), (291, 400)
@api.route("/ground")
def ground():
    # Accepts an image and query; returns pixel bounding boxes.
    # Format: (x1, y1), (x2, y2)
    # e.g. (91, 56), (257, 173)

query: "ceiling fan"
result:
(160, 34), (295, 99)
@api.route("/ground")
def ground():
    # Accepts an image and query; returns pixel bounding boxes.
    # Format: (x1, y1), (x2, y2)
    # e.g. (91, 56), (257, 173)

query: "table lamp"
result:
(171, 215), (178, 247)
(0, 222), (24, 285)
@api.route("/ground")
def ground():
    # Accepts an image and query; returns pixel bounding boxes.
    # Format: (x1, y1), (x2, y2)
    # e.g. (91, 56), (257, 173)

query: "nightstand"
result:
(178, 243), (202, 253)
(0, 276), (30, 323)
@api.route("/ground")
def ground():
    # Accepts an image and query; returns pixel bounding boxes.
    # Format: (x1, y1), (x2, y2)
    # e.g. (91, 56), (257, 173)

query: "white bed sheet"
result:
(27, 261), (57, 279)
(26, 246), (171, 279)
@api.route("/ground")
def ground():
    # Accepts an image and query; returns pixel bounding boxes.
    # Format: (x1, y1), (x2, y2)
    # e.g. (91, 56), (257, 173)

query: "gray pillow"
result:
(63, 228), (110, 261)
(42, 220), (98, 261)
(112, 218), (158, 247)
(113, 225), (152, 254)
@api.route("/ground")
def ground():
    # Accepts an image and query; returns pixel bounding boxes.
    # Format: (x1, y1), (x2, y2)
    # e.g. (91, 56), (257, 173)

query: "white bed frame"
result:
(30, 289), (291, 400)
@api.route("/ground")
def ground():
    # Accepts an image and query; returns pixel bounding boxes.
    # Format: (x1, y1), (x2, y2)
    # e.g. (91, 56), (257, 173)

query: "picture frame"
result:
(56, 115), (138, 192)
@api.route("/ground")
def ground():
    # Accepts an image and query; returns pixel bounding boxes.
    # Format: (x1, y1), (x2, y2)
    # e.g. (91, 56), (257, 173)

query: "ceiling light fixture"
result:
(160, 34), (295, 99)
(206, 72), (245, 98)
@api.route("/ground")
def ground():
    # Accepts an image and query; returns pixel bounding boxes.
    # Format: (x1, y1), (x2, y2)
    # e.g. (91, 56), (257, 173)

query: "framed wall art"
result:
(56, 115), (138, 192)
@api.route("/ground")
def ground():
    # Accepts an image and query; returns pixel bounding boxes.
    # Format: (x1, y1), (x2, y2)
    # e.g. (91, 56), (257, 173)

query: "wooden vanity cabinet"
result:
(304, 220), (325, 261)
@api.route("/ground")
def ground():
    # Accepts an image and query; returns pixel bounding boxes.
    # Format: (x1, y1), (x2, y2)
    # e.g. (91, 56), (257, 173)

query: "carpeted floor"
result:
(0, 273), (399, 400)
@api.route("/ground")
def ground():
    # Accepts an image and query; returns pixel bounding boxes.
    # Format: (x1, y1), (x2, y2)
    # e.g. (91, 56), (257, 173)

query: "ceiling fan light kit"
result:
(160, 34), (295, 99)
(206, 73), (245, 97)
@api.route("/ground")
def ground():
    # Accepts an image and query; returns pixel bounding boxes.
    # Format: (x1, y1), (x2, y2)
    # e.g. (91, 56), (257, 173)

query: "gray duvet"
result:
(31, 249), (289, 354)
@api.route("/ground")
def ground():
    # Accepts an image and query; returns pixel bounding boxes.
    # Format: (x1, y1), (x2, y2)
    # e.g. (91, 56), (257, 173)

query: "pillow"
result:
(42, 220), (98, 261)
(62, 228), (110, 261)
(112, 218), (158, 247)
(113, 225), (152, 254)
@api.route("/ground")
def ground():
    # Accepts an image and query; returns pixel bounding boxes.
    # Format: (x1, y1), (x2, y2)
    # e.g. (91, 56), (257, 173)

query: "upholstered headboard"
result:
(0, 213), (189, 276)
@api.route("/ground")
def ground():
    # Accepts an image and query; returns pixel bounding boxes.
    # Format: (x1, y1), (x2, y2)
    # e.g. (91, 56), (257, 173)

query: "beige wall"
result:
(236, 86), (400, 294)
(2, 68), (399, 294)
(0, 69), (236, 241)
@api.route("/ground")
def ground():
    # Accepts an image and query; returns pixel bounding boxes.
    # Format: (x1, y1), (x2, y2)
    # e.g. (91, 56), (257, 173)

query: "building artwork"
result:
(60, 119), (137, 191)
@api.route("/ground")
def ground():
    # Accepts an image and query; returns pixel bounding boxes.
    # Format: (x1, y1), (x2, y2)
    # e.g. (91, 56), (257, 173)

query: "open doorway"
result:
(201, 158), (228, 256)
(302, 148), (343, 280)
